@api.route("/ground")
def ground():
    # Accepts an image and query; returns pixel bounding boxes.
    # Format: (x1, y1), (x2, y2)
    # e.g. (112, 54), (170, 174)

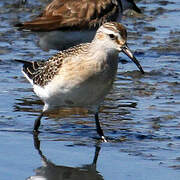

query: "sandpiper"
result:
(17, 0), (141, 31)
(16, 0), (141, 50)
(16, 22), (144, 141)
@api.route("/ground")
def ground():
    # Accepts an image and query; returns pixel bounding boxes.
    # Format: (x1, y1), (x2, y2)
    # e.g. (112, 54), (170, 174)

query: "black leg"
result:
(94, 112), (107, 142)
(33, 132), (47, 163)
(92, 146), (101, 165)
(33, 112), (44, 132)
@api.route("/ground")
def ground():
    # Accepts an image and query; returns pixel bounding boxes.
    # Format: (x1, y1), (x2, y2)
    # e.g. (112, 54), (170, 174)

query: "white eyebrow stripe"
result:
(98, 26), (124, 42)
(99, 26), (117, 35)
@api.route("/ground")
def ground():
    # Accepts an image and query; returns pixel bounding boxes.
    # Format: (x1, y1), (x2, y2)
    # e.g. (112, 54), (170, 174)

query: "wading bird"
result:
(16, 22), (144, 141)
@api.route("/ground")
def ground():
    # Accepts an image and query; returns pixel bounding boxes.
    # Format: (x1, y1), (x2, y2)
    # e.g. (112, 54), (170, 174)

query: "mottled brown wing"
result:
(18, 0), (119, 31)
(16, 43), (90, 86)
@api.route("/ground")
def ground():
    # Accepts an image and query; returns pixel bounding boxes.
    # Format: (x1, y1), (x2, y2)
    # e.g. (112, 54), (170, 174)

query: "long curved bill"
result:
(121, 44), (144, 74)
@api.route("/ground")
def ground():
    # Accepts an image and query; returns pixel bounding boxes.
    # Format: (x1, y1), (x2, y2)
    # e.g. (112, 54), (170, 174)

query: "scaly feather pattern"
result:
(16, 43), (90, 86)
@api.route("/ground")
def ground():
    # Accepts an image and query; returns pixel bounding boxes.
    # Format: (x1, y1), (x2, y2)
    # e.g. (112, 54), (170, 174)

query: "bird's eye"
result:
(109, 34), (116, 39)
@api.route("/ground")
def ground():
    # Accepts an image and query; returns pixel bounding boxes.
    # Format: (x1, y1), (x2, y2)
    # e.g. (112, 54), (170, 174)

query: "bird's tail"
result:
(14, 16), (62, 31)
(15, 59), (32, 66)
(15, 59), (45, 83)
(15, 59), (35, 83)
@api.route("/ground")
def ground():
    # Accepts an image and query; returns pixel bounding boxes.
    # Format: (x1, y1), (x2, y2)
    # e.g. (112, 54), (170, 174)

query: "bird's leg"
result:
(94, 112), (107, 142)
(33, 112), (44, 133)
(92, 145), (101, 165)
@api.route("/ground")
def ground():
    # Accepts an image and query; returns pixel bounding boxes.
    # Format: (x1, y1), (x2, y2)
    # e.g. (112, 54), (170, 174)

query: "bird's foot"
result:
(101, 136), (107, 142)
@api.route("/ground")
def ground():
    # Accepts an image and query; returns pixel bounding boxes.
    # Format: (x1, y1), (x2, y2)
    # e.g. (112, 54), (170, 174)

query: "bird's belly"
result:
(52, 81), (112, 109)
(37, 30), (96, 51)
(35, 73), (115, 111)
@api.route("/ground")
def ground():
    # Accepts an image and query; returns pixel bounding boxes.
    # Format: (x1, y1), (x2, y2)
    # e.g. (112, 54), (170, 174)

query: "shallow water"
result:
(0, 0), (180, 179)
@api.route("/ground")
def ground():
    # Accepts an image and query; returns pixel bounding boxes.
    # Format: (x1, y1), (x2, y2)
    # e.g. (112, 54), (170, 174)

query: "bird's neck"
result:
(88, 41), (119, 64)
(91, 39), (117, 53)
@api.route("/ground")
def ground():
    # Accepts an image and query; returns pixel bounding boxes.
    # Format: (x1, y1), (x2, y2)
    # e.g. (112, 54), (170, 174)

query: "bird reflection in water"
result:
(26, 135), (103, 180)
